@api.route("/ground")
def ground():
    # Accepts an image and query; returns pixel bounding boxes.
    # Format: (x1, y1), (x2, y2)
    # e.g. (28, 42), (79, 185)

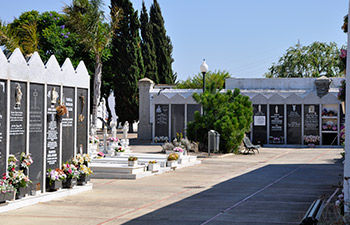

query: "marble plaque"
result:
(9, 81), (27, 161)
(0, 80), (7, 176)
(155, 104), (169, 139)
(62, 87), (75, 162)
(171, 104), (185, 139)
(269, 105), (284, 144)
(46, 85), (60, 170)
(187, 104), (201, 123)
(76, 89), (88, 154)
(252, 104), (267, 145)
(29, 84), (45, 190)
(287, 104), (301, 144)
(304, 104), (319, 135)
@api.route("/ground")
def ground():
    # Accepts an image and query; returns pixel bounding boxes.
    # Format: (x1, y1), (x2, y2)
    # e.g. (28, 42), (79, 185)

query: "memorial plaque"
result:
(304, 104), (319, 135)
(62, 87), (75, 162)
(287, 104), (301, 144)
(0, 80), (7, 176)
(269, 105), (284, 144)
(76, 88), (88, 154)
(155, 104), (169, 139)
(9, 81), (27, 161)
(29, 83), (44, 190)
(187, 104), (201, 123)
(46, 85), (60, 170)
(252, 104), (267, 145)
(171, 104), (185, 139)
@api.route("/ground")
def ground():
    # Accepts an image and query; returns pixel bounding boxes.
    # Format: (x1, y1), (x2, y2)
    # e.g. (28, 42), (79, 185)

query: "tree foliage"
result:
(149, 0), (175, 84)
(187, 84), (253, 153)
(140, 1), (158, 83)
(176, 70), (231, 89)
(63, 0), (122, 126)
(265, 42), (343, 78)
(111, 0), (144, 128)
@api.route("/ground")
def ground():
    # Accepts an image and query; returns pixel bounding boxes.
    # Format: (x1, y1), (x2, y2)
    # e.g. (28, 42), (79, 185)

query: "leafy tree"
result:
(63, 0), (122, 127)
(149, 0), (175, 84)
(187, 84), (253, 153)
(111, 0), (144, 130)
(140, 1), (158, 83)
(265, 42), (343, 78)
(176, 70), (231, 89)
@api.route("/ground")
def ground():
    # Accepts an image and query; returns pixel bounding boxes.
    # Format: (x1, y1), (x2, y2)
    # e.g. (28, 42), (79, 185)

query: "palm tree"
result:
(63, 0), (122, 127)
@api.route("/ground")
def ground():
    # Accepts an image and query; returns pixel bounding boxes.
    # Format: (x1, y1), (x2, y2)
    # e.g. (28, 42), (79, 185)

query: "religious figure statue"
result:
(123, 121), (129, 139)
(51, 87), (58, 104)
(15, 83), (22, 109)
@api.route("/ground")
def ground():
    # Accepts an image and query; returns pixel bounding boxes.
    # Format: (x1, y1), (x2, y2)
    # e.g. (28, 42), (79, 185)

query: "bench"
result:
(242, 137), (260, 154)
(300, 198), (324, 225)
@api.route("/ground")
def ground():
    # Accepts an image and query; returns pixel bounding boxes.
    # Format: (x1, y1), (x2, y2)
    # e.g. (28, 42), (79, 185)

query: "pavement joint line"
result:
(200, 148), (334, 225)
(0, 214), (106, 220)
(96, 188), (192, 225)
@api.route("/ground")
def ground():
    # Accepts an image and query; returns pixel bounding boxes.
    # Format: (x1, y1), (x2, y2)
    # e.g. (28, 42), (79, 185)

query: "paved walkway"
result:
(0, 147), (343, 225)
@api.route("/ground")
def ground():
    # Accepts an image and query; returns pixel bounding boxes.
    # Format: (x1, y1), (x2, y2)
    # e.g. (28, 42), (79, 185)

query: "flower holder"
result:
(148, 163), (160, 172)
(63, 178), (77, 188)
(128, 160), (138, 167)
(46, 179), (62, 192)
(167, 161), (178, 168)
(77, 174), (90, 186)
(15, 186), (29, 199)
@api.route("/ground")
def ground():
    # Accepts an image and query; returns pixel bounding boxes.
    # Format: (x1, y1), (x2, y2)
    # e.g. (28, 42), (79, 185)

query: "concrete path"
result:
(0, 147), (343, 225)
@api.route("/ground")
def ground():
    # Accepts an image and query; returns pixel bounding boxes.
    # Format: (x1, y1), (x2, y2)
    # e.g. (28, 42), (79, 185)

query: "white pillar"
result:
(343, 0), (350, 212)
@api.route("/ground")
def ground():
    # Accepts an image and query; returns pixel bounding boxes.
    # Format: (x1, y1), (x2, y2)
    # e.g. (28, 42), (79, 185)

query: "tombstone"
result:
(154, 104), (169, 141)
(171, 104), (185, 140)
(252, 104), (267, 145)
(304, 104), (320, 145)
(0, 80), (7, 176)
(62, 87), (75, 163)
(46, 85), (60, 170)
(9, 82), (27, 164)
(76, 88), (88, 154)
(287, 105), (302, 144)
(29, 83), (45, 191)
(269, 105), (284, 144)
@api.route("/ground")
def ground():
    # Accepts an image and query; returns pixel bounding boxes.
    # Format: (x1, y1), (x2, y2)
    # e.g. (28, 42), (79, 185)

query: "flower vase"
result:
(128, 160), (138, 167)
(77, 174), (91, 186)
(15, 186), (29, 199)
(46, 179), (62, 192)
(63, 178), (77, 188)
(0, 193), (6, 204)
(148, 163), (160, 172)
(5, 191), (15, 201)
(167, 160), (178, 168)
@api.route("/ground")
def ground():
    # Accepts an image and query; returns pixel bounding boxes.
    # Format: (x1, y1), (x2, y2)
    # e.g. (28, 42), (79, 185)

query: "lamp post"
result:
(200, 59), (208, 93)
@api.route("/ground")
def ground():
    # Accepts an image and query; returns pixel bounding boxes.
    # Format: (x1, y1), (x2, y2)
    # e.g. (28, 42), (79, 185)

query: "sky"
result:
(0, 0), (348, 82)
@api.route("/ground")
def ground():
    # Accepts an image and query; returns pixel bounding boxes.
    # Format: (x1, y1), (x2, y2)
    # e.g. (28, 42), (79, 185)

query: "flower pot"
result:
(5, 191), (15, 201)
(0, 193), (6, 204)
(63, 178), (77, 188)
(128, 160), (138, 167)
(15, 186), (29, 199)
(77, 174), (91, 186)
(148, 163), (160, 172)
(167, 161), (178, 168)
(46, 179), (62, 192)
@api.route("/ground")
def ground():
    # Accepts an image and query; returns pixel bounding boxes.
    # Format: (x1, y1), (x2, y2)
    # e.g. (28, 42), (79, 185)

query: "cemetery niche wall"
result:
(139, 76), (344, 147)
(0, 48), (89, 193)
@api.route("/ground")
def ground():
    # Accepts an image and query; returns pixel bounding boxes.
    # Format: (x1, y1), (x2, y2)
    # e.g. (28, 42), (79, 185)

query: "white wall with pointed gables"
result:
(1, 48), (89, 87)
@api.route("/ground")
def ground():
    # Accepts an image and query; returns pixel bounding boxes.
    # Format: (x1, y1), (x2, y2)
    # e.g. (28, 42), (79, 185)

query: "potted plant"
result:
(0, 180), (15, 203)
(62, 163), (79, 188)
(77, 165), (92, 185)
(167, 153), (179, 168)
(46, 168), (66, 191)
(148, 161), (160, 172)
(303, 135), (320, 147)
(128, 156), (138, 167)
(173, 147), (184, 158)
(114, 146), (125, 156)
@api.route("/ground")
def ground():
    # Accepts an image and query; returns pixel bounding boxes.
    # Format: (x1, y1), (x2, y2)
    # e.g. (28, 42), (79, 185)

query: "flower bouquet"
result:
(304, 135), (320, 147)
(167, 153), (179, 168)
(77, 165), (92, 185)
(0, 180), (15, 202)
(115, 146), (125, 153)
(46, 168), (66, 191)
(20, 152), (33, 170)
(96, 152), (104, 159)
(62, 163), (79, 188)
(56, 104), (67, 116)
(128, 156), (138, 167)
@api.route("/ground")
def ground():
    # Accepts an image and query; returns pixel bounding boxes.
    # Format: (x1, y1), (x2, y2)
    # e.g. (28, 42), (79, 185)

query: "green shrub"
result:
(187, 85), (252, 153)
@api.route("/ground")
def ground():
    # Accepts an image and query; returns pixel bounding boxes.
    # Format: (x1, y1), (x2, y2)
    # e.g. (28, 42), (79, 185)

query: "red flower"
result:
(11, 167), (15, 171)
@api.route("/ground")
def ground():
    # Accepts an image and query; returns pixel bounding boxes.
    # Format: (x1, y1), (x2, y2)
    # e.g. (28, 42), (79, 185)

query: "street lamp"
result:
(200, 59), (208, 93)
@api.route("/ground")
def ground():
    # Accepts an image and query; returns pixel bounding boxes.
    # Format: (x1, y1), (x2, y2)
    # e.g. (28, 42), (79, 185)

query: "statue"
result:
(51, 87), (58, 104)
(123, 121), (129, 140)
(15, 83), (22, 109)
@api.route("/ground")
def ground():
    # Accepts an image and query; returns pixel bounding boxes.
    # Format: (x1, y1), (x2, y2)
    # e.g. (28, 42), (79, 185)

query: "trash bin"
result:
(208, 130), (220, 154)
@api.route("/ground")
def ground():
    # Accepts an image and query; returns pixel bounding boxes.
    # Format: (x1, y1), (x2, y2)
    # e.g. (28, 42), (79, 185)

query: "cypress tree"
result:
(140, 1), (159, 83)
(110, 0), (144, 129)
(149, 0), (175, 84)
